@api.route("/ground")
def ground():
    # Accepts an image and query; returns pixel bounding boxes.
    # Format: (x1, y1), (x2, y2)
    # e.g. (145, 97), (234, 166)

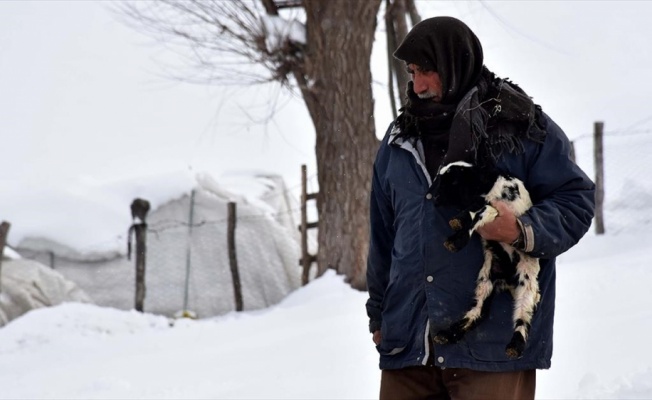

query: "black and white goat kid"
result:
(432, 161), (540, 359)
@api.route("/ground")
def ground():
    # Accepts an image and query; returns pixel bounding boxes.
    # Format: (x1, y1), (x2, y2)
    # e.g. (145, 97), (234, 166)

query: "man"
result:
(366, 16), (595, 399)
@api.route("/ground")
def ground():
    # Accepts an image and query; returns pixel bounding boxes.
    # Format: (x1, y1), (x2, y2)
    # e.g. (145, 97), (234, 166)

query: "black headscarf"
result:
(394, 16), (484, 105)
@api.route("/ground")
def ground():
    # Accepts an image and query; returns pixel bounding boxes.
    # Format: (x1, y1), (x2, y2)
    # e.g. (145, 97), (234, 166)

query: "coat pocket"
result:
(376, 339), (407, 356)
(377, 276), (408, 357)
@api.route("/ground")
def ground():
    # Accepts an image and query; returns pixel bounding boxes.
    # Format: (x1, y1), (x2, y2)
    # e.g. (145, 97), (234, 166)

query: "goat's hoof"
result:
(449, 219), (463, 231)
(444, 241), (459, 253)
(505, 334), (525, 359)
(434, 328), (464, 345)
(433, 331), (451, 345)
(505, 347), (522, 360)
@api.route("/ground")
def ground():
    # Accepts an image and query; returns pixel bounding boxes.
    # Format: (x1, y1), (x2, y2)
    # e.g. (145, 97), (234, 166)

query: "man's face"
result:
(407, 63), (443, 103)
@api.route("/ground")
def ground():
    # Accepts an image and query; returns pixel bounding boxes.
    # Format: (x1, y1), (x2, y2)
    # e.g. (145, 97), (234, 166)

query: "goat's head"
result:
(496, 176), (522, 202)
(435, 161), (497, 208)
(435, 162), (480, 207)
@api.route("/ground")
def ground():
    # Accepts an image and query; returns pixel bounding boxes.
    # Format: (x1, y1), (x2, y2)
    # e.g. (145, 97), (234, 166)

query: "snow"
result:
(2, 0), (652, 398)
(261, 14), (306, 52)
(1, 227), (652, 399)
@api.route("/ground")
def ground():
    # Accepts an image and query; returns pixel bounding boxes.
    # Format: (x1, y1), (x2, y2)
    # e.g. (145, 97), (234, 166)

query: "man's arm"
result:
(482, 116), (595, 257)
(366, 147), (395, 338)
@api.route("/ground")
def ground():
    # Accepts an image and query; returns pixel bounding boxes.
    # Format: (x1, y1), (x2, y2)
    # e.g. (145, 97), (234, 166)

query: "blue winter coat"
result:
(366, 113), (595, 372)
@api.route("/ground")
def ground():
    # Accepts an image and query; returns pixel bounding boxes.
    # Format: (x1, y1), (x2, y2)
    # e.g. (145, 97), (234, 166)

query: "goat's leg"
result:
(449, 210), (472, 231)
(505, 255), (541, 359)
(434, 243), (495, 344)
(449, 197), (488, 231)
(474, 204), (499, 229)
(444, 205), (498, 252)
(445, 209), (474, 252)
(444, 230), (471, 253)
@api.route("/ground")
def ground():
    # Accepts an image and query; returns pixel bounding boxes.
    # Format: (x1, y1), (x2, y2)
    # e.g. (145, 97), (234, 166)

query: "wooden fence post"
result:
(593, 121), (605, 234)
(134, 223), (148, 311)
(129, 198), (150, 312)
(0, 221), (11, 294)
(182, 190), (196, 314)
(299, 164), (318, 286)
(227, 202), (243, 312)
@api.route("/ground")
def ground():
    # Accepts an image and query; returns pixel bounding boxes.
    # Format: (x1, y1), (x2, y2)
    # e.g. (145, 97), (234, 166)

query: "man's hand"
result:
(477, 201), (521, 244)
(372, 330), (382, 346)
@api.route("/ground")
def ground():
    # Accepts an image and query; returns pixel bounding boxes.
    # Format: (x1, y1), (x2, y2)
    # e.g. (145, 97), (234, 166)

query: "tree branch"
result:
(115, 0), (305, 87)
(406, 0), (421, 25)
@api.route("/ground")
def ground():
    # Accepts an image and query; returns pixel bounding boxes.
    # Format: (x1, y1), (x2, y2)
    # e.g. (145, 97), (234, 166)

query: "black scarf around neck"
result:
(395, 68), (547, 174)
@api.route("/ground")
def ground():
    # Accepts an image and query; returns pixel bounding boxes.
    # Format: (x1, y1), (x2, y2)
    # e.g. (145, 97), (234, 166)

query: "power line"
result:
(573, 128), (652, 141)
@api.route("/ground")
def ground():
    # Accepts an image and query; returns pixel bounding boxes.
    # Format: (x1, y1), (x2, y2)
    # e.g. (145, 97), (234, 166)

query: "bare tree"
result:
(118, 0), (419, 289)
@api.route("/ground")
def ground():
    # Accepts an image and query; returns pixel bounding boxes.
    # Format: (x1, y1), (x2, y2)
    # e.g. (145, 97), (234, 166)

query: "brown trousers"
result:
(379, 366), (535, 400)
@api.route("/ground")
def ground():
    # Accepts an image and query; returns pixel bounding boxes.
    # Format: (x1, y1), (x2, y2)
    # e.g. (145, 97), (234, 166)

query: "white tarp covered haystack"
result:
(0, 257), (92, 327)
(14, 173), (302, 319)
(143, 173), (302, 318)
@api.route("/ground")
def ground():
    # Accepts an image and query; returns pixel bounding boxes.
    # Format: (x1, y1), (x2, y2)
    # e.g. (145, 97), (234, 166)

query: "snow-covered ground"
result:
(1, 228), (651, 399)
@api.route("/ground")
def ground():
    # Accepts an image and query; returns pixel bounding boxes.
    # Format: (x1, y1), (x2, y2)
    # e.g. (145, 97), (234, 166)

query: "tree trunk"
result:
(387, 0), (410, 108)
(299, 0), (382, 290)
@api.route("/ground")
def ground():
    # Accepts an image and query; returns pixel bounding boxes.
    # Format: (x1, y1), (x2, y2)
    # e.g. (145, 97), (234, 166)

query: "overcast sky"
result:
(1, 0), (651, 249)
